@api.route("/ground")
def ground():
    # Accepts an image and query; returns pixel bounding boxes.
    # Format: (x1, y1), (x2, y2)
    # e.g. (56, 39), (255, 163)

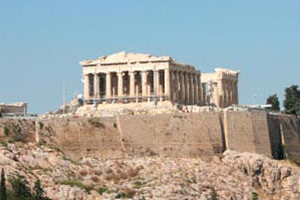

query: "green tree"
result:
(33, 179), (49, 200)
(9, 174), (32, 200)
(283, 85), (300, 115)
(0, 169), (7, 200)
(266, 94), (280, 111)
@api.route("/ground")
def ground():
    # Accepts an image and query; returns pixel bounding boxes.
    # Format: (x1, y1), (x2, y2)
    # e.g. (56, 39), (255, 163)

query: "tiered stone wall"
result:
(118, 113), (224, 159)
(277, 115), (300, 164)
(0, 111), (299, 163)
(223, 110), (273, 157)
(39, 118), (123, 160)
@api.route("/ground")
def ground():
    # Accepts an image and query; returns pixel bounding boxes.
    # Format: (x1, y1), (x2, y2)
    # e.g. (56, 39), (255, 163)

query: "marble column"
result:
(176, 71), (180, 103)
(180, 72), (185, 103)
(94, 73), (100, 99)
(141, 71), (147, 98)
(164, 68), (171, 100)
(173, 71), (178, 102)
(235, 81), (239, 104)
(218, 80), (224, 107)
(197, 74), (202, 104)
(202, 83), (206, 104)
(213, 83), (219, 107)
(117, 72), (123, 97)
(153, 70), (159, 99)
(106, 72), (111, 99)
(194, 75), (199, 104)
(84, 74), (90, 103)
(185, 73), (190, 104)
(190, 74), (194, 104)
(129, 71), (135, 97)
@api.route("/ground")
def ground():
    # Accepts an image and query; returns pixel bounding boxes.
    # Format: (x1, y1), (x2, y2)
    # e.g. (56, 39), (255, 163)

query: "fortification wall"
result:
(277, 115), (300, 164)
(0, 111), (299, 163)
(118, 113), (224, 159)
(39, 118), (123, 160)
(267, 115), (283, 159)
(224, 110), (273, 157)
(0, 118), (36, 143)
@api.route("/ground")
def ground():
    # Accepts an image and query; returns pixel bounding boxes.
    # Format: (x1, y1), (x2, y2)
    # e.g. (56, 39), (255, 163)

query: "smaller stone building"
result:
(202, 68), (239, 108)
(0, 102), (28, 115)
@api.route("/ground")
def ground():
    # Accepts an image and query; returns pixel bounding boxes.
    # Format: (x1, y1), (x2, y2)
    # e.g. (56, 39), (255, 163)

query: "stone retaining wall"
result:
(0, 111), (299, 163)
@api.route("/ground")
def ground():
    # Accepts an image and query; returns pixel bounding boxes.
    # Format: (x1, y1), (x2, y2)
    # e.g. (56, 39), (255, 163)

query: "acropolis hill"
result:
(1, 52), (300, 199)
(34, 51), (300, 165)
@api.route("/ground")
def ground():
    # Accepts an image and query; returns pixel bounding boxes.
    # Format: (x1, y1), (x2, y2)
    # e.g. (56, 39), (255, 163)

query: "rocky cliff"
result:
(0, 142), (299, 199)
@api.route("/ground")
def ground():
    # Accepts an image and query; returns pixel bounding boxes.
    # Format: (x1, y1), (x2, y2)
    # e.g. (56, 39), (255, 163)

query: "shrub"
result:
(1, 168), (7, 200)
(0, 140), (7, 147)
(252, 192), (259, 200)
(115, 188), (135, 199)
(210, 188), (218, 200)
(60, 180), (92, 192)
(38, 122), (44, 130)
(97, 187), (108, 195)
(33, 179), (50, 200)
(9, 174), (32, 199)
(88, 119), (105, 128)
(3, 126), (9, 136)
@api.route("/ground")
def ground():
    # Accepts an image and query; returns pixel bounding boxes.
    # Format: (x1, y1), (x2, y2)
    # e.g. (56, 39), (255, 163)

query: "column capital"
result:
(141, 70), (148, 74)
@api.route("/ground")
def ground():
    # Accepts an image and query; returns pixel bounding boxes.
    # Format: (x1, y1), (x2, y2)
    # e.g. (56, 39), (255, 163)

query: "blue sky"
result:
(0, 0), (299, 113)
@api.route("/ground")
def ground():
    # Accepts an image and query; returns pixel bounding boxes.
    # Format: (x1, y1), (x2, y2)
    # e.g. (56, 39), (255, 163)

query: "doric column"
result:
(94, 73), (100, 99)
(213, 83), (220, 107)
(106, 72), (111, 99)
(84, 74), (90, 102)
(229, 81), (233, 105)
(180, 72), (185, 103)
(202, 83), (206, 104)
(189, 74), (194, 104)
(197, 74), (201, 104)
(218, 79), (224, 107)
(235, 81), (239, 104)
(129, 71), (135, 97)
(176, 71), (181, 102)
(194, 75), (199, 104)
(164, 68), (171, 100)
(153, 70), (159, 98)
(185, 73), (190, 104)
(173, 71), (178, 102)
(117, 72), (123, 97)
(141, 71), (147, 98)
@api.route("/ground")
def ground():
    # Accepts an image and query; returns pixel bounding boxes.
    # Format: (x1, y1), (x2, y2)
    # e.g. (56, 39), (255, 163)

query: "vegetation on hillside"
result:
(283, 85), (300, 116)
(266, 94), (280, 111)
(0, 169), (50, 200)
(266, 85), (300, 117)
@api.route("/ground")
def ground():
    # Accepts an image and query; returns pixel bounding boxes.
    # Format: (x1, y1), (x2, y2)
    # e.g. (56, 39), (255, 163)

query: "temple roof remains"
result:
(80, 51), (171, 66)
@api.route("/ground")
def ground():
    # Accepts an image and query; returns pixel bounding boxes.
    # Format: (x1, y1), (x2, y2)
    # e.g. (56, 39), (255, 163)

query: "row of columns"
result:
(170, 70), (202, 104)
(212, 79), (238, 108)
(84, 69), (202, 105)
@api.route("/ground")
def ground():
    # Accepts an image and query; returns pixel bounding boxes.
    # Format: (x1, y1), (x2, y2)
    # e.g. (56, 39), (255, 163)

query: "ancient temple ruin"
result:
(80, 51), (239, 108)
(202, 68), (239, 108)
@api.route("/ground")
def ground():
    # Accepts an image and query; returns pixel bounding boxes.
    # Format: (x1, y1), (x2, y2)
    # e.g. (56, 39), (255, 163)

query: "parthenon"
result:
(79, 51), (240, 108)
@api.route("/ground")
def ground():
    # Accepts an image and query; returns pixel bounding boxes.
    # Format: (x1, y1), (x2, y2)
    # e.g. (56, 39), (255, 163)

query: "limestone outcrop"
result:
(0, 142), (299, 199)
